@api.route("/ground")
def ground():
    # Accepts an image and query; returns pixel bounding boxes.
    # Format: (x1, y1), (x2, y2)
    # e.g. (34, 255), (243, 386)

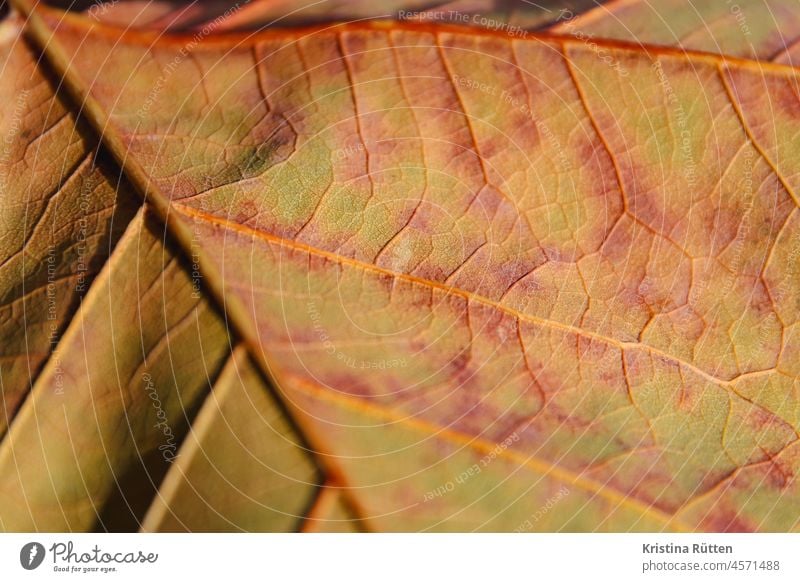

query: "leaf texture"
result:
(68, 0), (800, 66)
(0, 208), (233, 531)
(0, 14), (137, 439)
(2, 0), (799, 532)
(12, 3), (799, 532)
(301, 485), (361, 533)
(74, 0), (595, 32)
(549, 0), (800, 63)
(141, 346), (321, 532)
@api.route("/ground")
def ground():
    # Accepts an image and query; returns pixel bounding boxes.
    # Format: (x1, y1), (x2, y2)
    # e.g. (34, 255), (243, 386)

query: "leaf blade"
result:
(0, 14), (137, 438)
(141, 346), (321, 532)
(16, 5), (800, 531)
(0, 208), (230, 531)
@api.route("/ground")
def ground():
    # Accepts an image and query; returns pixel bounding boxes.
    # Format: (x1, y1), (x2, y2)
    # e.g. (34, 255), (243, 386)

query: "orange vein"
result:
(283, 370), (691, 532)
(172, 201), (790, 402)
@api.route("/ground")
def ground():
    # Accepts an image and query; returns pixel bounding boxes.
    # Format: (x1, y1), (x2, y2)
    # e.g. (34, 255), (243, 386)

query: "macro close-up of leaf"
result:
(0, 0), (799, 535)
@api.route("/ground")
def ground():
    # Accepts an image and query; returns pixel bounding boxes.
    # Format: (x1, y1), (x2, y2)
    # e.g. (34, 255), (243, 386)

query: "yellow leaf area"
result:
(0, 207), (321, 532)
(15, 4), (800, 531)
(551, 0), (800, 63)
(0, 14), (323, 533)
(0, 15), (136, 438)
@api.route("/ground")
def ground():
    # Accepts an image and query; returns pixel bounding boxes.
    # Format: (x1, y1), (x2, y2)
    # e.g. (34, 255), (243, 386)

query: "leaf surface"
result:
(73, 0), (595, 32)
(0, 14), (137, 438)
(3, 1), (800, 531)
(301, 484), (361, 532)
(0, 201), (323, 531)
(141, 346), (320, 532)
(66, 0), (800, 65)
(0, 208), (233, 531)
(15, 4), (800, 532)
(549, 0), (800, 63)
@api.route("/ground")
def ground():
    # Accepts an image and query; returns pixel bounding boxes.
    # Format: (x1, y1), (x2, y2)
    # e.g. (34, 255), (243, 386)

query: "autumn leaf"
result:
(0, 13), (137, 439)
(73, 0), (595, 32)
(67, 0), (800, 65)
(1, 0), (799, 533)
(141, 346), (320, 532)
(549, 0), (800, 63)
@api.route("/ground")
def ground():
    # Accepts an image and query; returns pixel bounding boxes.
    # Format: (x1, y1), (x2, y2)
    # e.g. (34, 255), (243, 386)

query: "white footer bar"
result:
(1, 533), (797, 581)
